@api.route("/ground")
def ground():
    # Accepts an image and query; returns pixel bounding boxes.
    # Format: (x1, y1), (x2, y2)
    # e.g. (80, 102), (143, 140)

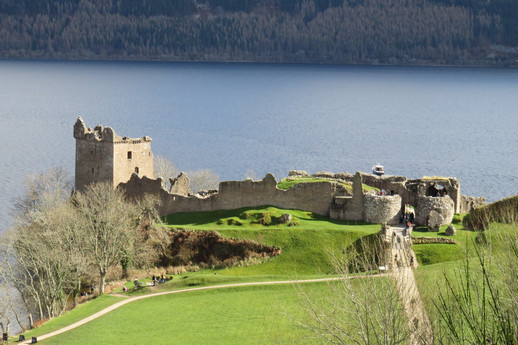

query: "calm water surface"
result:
(1, 60), (517, 227)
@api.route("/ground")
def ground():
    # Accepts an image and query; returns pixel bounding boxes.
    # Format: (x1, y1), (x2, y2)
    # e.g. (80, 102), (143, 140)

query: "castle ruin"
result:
(75, 119), (484, 228)
(74, 117), (154, 191)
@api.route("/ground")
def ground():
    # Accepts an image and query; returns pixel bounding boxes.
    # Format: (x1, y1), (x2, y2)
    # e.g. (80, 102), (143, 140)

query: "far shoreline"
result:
(1, 56), (517, 70)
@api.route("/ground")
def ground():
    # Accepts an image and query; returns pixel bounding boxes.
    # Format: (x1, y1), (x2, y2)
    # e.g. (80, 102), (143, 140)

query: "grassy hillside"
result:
(166, 206), (380, 275)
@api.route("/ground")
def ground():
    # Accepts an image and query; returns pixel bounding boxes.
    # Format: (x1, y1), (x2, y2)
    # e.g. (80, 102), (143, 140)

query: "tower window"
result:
(91, 167), (94, 174)
(127, 151), (132, 159)
(135, 167), (139, 174)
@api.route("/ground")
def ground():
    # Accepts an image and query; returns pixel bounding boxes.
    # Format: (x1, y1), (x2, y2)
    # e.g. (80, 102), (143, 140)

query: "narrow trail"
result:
(20, 276), (379, 344)
(389, 226), (433, 345)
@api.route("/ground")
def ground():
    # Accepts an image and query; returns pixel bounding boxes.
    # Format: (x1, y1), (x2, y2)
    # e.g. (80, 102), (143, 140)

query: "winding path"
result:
(21, 276), (376, 344)
(22, 226), (434, 344)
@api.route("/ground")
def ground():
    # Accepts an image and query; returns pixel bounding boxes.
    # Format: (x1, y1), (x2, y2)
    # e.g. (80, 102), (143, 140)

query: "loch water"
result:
(1, 59), (517, 228)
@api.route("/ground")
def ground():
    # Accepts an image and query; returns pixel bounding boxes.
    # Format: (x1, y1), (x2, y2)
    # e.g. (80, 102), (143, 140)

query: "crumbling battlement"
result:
(74, 117), (152, 143)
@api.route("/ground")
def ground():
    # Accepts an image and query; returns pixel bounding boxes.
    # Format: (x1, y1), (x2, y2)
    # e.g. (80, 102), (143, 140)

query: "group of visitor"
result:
(152, 273), (167, 286)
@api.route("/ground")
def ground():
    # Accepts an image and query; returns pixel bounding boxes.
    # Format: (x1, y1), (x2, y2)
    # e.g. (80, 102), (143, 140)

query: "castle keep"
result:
(74, 117), (154, 191)
(75, 119), (484, 227)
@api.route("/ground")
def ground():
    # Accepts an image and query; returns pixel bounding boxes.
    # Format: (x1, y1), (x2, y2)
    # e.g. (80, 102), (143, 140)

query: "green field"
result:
(36, 283), (332, 345)
(19, 206), (510, 344)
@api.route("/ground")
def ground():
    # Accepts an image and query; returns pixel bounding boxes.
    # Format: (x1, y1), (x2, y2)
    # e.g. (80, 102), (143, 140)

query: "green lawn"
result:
(20, 294), (122, 339)
(411, 224), (478, 266)
(37, 283), (334, 345)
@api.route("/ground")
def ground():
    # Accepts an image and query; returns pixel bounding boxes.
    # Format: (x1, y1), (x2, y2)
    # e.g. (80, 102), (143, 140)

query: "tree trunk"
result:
(73, 279), (81, 307)
(99, 271), (106, 294)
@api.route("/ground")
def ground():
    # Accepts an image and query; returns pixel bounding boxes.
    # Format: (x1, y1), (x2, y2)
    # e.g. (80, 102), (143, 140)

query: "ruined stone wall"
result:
(112, 140), (154, 187)
(120, 173), (337, 217)
(415, 195), (454, 227)
(412, 237), (456, 244)
(75, 139), (114, 191)
(459, 195), (486, 213)
(359, 173), (462, 214)
(329, 172), (366, 221)
(364, 194), (402, 225)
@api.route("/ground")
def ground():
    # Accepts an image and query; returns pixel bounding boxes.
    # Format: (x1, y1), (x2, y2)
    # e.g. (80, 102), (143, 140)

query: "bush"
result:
(259, 212), (272, 225)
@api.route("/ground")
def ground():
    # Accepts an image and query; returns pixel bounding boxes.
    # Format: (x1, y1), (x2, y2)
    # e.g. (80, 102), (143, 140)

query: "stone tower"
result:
(73, 117), (154, 191)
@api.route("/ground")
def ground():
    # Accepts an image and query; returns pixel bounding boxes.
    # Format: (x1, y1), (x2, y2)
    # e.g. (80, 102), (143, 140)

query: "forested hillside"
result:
(0, 0), (517, 65)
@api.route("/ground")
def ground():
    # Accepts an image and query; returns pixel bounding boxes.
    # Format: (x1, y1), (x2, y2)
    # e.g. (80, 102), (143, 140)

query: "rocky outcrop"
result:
(278, 213), (293, 224)
(445, 224), (457, 236)
(427, 210), (444, 232)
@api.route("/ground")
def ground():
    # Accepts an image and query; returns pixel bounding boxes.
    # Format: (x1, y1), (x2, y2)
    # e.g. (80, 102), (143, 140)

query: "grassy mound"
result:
(463, 195), (518, 230)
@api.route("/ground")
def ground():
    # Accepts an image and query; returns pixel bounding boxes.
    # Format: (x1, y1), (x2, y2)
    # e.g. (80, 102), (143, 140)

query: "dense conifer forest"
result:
(0, 0), (517, 65)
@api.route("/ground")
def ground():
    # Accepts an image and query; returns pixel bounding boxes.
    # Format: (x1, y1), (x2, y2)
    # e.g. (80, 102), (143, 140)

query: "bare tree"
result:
(0, 264), (27, 334)
(74, 183), (139, 294)
(294, 238), (408, 345)
(123, 194), (168, 276)
(13, 166), (72, 217)
(188, 169), (220, 194)
(1, 204), (79, 321)
(154, 155), (178, 190)
(0, 168), (78, 321)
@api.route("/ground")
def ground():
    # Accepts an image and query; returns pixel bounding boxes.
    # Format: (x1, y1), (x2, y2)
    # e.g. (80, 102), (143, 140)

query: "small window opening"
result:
(90, 150), (93, 156)
(91, 167), (94, 174)
(127, 151), (132, 159)
(135, 167), (139, 174)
